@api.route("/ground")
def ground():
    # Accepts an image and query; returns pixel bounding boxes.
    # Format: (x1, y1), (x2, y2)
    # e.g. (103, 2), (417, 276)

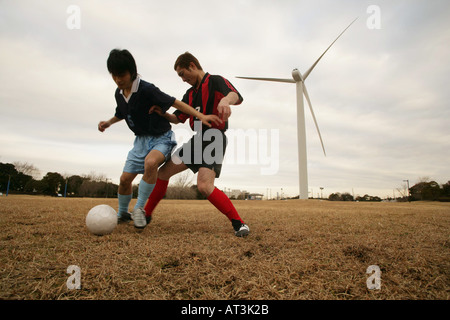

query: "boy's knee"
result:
(145, 157), (158, 170)
(119, 173), (134, 187)
(144, 158), (161, 176)
(119, 172), (135, 194)
(197, 181), (214, 197)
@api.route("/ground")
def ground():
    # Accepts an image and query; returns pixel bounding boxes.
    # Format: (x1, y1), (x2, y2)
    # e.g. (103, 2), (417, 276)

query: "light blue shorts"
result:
(123, 130), (177, 174)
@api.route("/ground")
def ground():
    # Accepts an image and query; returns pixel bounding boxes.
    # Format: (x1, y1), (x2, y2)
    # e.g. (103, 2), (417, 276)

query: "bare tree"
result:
(82, 171), (107, 182)
(417, 176), (431, 183)
(171, 170), (194, 188)
(13, 161), (41, 179)
(396, 183), (407, 198)
(166, 171), (197, 199)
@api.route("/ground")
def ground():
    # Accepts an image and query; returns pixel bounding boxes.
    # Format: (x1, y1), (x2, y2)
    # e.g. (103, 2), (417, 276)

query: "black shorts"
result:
(174, 129), (227, 178)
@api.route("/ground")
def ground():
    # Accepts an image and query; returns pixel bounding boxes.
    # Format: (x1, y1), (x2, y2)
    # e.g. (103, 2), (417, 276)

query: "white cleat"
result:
(235, 224), (250, 237)
(132, 207), (147, 229)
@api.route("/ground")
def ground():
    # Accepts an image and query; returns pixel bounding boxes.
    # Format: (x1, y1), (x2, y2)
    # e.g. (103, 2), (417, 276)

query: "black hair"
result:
(107, 49), (138, 80)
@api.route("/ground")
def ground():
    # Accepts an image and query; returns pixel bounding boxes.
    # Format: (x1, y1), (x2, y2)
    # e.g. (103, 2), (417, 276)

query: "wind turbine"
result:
(237, 18), (357, 200)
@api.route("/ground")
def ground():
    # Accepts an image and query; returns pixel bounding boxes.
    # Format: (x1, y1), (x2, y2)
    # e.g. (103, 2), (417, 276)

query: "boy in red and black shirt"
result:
(142, 52), (249, 237)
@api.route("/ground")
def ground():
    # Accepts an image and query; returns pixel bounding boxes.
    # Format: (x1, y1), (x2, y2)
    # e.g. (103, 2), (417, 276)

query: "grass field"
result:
(0, 195), (448, 300)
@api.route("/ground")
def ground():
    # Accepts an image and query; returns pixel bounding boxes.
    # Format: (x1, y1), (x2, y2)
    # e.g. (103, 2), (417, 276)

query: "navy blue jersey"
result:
(114, 79), (175, 136)
(174, 73), (243, 131)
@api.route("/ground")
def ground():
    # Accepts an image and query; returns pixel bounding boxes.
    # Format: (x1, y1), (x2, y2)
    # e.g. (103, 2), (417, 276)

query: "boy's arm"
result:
(217, 92), (240, 121)
(149, 106), (180, 124)
(162, 113), (180, 124)
(172, 99), (222, 127)
(98, 116), (122, 132)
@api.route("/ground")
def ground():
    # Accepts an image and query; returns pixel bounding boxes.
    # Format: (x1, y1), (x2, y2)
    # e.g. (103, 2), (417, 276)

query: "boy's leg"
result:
(133, 149), (165, 210)
(143, 157), (188, 218)
(198, 167), (249, 236)
(120, 135), (146, 222)
(132, 149), (166, 228)
(132, 131), (177, 228)
(117, 172), (137, 222)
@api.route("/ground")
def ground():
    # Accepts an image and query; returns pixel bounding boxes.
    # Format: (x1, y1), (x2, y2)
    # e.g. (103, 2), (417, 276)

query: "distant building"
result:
(223, 189), (248, 199)
(223, 189), (264, 200)
(248, 193), (264, 200)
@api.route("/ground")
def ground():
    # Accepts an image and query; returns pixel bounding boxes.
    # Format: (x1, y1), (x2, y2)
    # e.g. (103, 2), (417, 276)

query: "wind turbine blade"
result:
(302, 17), (358, 81)
(236, 76), (295, 84)
(303, 84), (326, 156)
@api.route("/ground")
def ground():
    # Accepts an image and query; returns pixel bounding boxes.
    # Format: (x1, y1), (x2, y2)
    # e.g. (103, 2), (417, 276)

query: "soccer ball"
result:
(86, 204), (117, 235)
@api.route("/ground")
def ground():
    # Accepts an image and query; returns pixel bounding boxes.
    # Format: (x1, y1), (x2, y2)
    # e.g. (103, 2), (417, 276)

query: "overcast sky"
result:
(1, 0), (449, 198)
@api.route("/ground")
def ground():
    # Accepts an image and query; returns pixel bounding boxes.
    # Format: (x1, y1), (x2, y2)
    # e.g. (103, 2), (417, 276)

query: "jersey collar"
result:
(120, 76), (140, 102)
(194, 72), (209, 91)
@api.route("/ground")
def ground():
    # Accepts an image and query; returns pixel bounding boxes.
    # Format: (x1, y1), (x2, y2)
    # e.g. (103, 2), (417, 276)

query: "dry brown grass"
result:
(0, 195), (449, 300)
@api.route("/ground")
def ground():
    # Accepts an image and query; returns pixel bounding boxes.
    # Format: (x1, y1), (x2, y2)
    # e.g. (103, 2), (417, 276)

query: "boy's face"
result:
(112, 71), (133, 90)
(176, 63), (201, 88)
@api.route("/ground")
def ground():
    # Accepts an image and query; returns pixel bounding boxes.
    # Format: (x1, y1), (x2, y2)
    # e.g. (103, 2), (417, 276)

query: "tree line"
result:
(0, 161), (206, 199)
(408, 180), (450, 201)
(0, 162), (118, 197)
(1, 161), (448, 201)
(328, 180), (450, 202)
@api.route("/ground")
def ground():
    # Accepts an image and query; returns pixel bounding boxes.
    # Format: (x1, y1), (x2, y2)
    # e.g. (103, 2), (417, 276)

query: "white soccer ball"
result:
(86, 204), (117, 235)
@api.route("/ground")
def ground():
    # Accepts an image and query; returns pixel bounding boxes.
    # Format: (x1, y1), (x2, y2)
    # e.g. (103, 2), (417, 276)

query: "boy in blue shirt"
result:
(98, 49), (220, 227)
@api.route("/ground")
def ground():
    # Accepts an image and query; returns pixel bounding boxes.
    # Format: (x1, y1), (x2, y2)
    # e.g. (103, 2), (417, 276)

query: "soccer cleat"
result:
(232, 219), (250, 237)
(235, 224), (250, 237)
(132, 207), (148, 229)
(117, 212), (132, 224)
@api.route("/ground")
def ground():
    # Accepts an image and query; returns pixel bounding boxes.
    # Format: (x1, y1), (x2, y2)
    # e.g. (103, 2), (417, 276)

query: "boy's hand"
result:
(217, 99), (232, 121)
(199, 114), (223, 128)
(98, 121), (110, 132)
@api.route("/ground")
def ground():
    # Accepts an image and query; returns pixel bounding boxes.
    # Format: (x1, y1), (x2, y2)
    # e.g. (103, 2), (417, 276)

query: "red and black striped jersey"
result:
(174, 73), (243, 131)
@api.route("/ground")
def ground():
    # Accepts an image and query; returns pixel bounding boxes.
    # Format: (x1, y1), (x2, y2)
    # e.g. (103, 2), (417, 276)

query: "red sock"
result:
(207, 188), (244, 224)
(144, 178), (168, 217)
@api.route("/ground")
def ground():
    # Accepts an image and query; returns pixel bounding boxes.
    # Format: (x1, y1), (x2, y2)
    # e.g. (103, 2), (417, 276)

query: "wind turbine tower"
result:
(237, 19), (357, 199)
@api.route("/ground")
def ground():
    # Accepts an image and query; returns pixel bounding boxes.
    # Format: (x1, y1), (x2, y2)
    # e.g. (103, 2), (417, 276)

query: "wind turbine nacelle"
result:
(292, 69), (303, 82)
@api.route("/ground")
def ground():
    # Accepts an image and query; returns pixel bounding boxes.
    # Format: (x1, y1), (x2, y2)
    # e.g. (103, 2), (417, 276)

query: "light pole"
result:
(105, 178), (110, 198)
(64, 178), (68, 198)
(6, 175), (11, 196)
